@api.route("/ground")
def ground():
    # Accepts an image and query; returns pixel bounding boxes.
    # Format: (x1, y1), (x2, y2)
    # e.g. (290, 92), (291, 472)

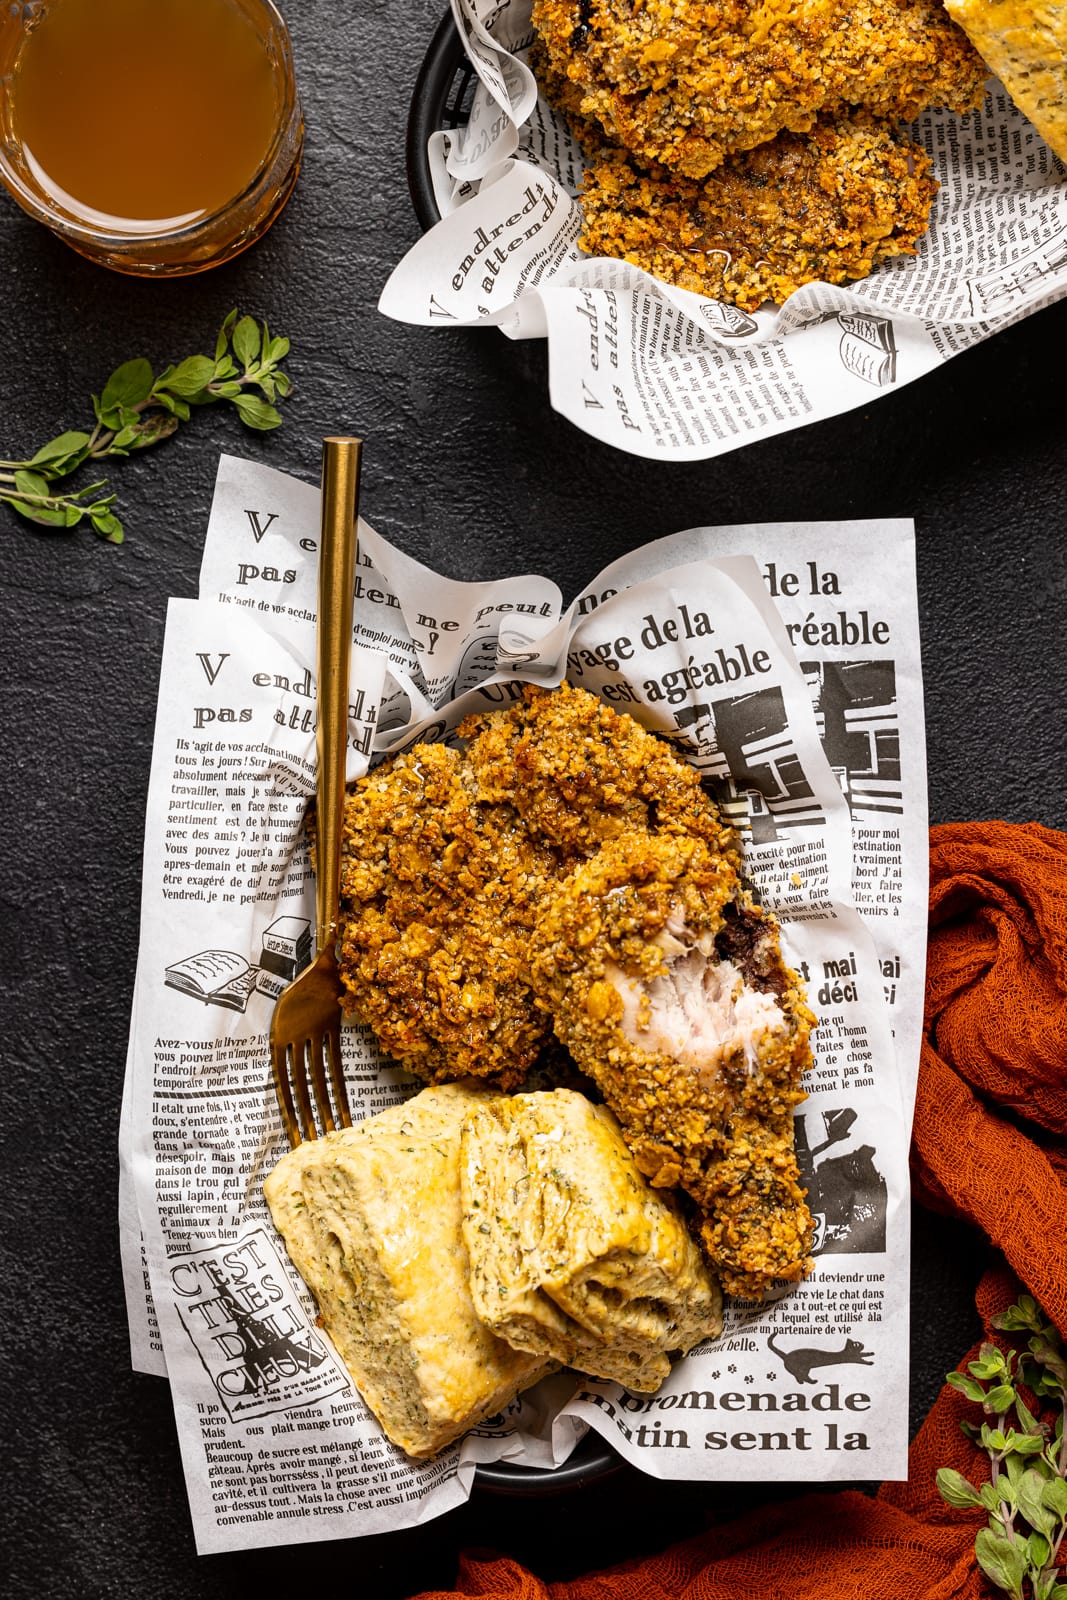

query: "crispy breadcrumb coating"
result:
(459, 681), (739, 866)
(577, 112), (939, 308)
(529, 830), (815, 1297)
(533, 0), (986, 178)
(338, 741), (556, 1088)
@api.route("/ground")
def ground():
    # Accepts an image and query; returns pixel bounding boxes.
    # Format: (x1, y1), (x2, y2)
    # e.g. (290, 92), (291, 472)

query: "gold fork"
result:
(269, 436), (362, 1147)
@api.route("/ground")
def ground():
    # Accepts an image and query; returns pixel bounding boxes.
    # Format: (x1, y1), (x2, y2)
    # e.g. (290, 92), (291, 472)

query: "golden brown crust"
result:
(459, 681), (739, 865)
(533, 0), (986, 178)
(338, 741), (556, 1087)
(577, 112), (940, 309)
(338, 685), (735, 1086)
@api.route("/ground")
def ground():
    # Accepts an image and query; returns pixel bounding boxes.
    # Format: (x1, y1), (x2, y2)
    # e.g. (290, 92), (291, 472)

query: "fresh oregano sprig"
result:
(937, 1295), (1067, 1600)
(0, 309), (292, 544)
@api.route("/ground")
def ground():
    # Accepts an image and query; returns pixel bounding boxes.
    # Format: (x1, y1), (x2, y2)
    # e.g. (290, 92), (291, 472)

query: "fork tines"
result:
(270, 1026), (350, 1147)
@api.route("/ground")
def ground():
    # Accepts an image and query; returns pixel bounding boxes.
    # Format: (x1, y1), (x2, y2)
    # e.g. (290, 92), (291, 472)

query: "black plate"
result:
(406, 10), (477, 231)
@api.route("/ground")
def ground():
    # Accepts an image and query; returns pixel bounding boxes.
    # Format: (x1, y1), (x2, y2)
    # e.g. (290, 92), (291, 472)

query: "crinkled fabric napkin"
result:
(409, 820), (1067, 1600)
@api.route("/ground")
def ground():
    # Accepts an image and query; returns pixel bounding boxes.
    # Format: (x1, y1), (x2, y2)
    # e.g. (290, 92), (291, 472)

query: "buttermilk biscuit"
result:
(265, 1083), (553, 1458)
(944, 0), (1067, 162)
(461, 1089), (722, 1390)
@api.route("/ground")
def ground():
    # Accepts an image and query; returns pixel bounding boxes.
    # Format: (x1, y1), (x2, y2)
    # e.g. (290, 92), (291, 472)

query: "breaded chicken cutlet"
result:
(578, 113), (939, 308)
(528, 831), (816, 1298)
(533, 0), (986, 179)
(338, 684), (735, 1086)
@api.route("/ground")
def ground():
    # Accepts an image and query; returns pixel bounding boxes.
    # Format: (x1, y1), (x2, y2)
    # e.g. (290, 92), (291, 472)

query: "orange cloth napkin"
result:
(409, 820), (1067, 1600)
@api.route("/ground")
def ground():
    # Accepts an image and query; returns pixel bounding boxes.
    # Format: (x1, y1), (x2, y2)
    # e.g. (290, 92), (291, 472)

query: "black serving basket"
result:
(474, 1430), (622, 1496)
(406, 10), (478, 231)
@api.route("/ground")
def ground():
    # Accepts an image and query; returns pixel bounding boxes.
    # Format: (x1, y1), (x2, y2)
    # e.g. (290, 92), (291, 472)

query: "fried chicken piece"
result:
(529, 829), (815, 1298)
(578, 112), (939, 308)
(533, 0), (986, 178)
(338, 686), (737, 1092)
(460, 682), (739, 867)
(338, 742), (556, 1087)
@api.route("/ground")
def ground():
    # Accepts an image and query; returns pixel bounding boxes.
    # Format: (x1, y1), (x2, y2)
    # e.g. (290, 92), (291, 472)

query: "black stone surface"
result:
(1, 2), (1064, 1595)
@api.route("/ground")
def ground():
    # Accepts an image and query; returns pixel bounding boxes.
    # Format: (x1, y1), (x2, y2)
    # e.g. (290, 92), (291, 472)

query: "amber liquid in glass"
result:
(9, 0), (283, 231)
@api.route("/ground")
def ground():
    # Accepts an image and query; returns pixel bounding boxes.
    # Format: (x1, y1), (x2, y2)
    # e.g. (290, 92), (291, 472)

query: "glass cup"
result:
(0, 0), (303, 276)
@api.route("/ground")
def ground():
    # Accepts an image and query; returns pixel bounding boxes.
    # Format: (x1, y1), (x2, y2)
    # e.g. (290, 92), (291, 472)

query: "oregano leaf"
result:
(981, 1482), (1003, 1513)
(936, 1468), (984, 1509)
(7, 495), (68, 526)
(161, 355), (216, 398)
(101, 357), (153, 412)
(947, 1372), (987, 1403)
(215, 308), (238, 360)
(232, 393), (282, 431)
(1028, 1530), (1051, 1566)
(14, 468), (50, 498)
(975, 1529), (1028, 1599)
(232, 314), (261, 368)
(1017, 1469), (1056, 1534)
(30, 430), (91, 467)
(90, 509), (123, 542)
(985, 1384), (1018, 1414)
(1043, 1476), (1067, 1517)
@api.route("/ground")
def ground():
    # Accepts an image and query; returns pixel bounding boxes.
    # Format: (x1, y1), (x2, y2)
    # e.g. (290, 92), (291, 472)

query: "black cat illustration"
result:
(767, 1331), (875, 1384)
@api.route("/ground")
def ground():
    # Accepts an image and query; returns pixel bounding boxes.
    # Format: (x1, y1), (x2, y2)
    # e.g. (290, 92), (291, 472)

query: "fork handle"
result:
(316, 436), (362, 955)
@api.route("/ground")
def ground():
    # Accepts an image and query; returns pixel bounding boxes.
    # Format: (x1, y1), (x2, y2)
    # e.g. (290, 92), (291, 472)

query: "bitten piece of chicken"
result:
(337, 685), (738, 1091)
(529, 829), (815, 1298)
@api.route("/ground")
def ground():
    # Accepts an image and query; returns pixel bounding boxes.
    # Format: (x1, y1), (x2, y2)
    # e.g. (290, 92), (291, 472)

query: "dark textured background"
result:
(1, 1), (1064, 1594)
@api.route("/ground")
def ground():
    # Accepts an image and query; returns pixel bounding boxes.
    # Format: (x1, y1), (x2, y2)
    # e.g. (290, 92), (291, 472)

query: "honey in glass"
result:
(0, 0), (303, 274)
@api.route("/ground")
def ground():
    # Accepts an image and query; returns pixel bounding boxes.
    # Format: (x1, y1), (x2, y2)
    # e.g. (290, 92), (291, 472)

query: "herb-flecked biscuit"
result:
(461, 1088), (722, 1390)
(264, 1082), (554, 1458)
(944, 0), (1067, 163)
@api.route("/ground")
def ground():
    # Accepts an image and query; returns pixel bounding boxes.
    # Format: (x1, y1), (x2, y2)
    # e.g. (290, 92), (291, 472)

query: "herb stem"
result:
(0, 310), (291, 543)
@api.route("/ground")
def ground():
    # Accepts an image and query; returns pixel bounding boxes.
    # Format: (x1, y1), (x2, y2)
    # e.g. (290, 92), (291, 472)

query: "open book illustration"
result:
(163, 950), (260, 1013)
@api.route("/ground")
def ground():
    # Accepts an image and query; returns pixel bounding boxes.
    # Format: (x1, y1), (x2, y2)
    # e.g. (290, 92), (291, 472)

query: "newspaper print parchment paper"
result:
(121, 456), (926, 1551)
